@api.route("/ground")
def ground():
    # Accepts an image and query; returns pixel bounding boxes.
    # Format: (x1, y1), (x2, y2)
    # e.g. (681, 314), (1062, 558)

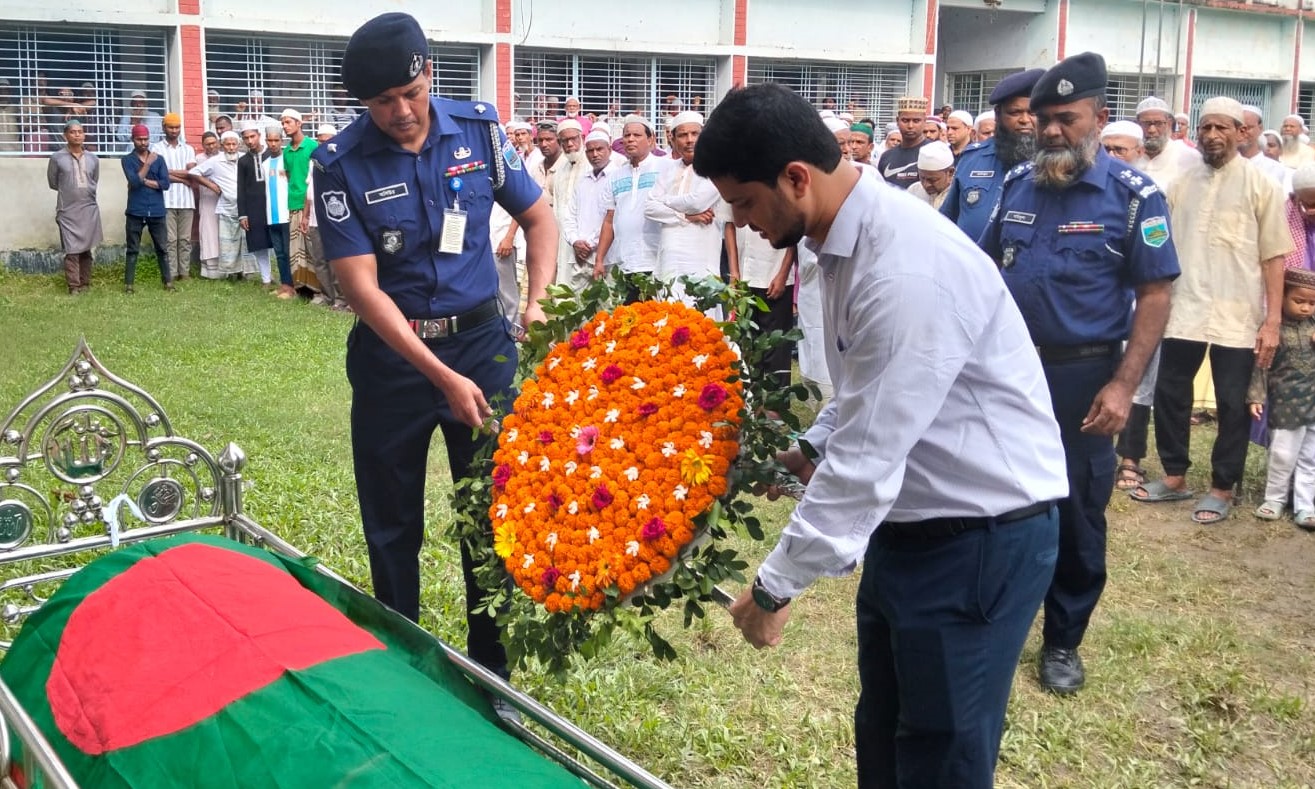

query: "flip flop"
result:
(1254, 500), (1284, 521)
(1294, 510), (1315, 531)
(1191, 494), (1232, 525)
(1129, 480), (1192, 503)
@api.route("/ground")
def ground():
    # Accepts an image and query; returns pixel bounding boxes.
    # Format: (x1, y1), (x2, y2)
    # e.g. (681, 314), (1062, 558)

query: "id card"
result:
(439, 208), (467, 254)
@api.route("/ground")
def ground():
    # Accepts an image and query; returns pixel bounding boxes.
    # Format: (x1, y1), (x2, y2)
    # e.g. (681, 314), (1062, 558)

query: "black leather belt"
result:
(1035, 342), (1120, 364)
(879, 501), (1055, 541)
(408, 299), (500, 339)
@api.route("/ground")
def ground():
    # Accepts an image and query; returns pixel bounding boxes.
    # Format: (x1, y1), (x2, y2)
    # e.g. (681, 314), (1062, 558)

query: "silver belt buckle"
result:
(417, 317), (452, 339)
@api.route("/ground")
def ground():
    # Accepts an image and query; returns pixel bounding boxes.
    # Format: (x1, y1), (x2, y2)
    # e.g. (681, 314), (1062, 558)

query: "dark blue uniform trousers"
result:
(347, 318), (516, 672)
(855, 509), (1057, 788)
(1041, 355), (1118, 650)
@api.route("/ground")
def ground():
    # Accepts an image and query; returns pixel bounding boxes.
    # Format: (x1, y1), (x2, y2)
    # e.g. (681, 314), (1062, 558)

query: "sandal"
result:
(1295, 510), (1315, 531)
(1191, 493), (1232, 525)
(1254, 500), (1284, 521)
(1129, 480), (1193, 503)
(1115, 461), (1146, 491)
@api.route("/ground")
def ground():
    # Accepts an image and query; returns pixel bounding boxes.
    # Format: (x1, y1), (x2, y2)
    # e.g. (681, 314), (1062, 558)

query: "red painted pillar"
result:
(1183, 8), (1196, 114)
(732, 0), (748, 87)
(496, 0), (512, 119)
(1056, 0), (1069, 61)
(922, 0), (938, 100)
(1293, 16), (1303, 114)
(178, 0), (204, 152)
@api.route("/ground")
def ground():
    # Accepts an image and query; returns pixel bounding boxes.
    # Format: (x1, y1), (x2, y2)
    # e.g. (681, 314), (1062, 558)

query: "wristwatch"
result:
(751, 575), (792, 612)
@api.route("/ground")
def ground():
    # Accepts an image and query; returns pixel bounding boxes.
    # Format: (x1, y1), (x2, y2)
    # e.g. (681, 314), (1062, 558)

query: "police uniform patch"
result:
(1057, 79), (1074, 96)
(321, 191), (350, 223)
(966, 187), (983, 206)
(408, 52), (424, 79)
(501, 139), (522, 171)
(969, 170), (994, 178)
(381, 229), (404, 254)
(1140, 216), (1169, 248)
(454, 146), (472, 160)
(1139, 184), (1158, 198)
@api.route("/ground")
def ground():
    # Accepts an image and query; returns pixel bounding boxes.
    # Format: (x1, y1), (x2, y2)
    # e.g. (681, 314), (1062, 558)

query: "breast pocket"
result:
(1213, 208), (1256, 253)
(999, 222), (1038, 272)
(1053, 233), (1120, 300)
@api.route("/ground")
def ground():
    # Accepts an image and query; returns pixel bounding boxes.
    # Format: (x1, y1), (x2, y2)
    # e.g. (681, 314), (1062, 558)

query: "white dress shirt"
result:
(644, 158), (724, 282)
(1134, 139), (1200, 191)
(757, 174), (1069, 599)
(562, 162), (616, 248)
(150, 138), (196, 210)
(600, 153), (670, 273)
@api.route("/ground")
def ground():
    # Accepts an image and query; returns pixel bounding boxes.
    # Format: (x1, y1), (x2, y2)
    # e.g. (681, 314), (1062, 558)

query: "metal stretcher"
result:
(0, 340), (673, 789)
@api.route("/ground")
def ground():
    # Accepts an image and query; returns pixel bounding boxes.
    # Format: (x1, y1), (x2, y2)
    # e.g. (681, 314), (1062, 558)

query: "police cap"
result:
(988, 68), (1045, 106)
(1029, 52), (1108, 110)
(341, 13), (429, 100)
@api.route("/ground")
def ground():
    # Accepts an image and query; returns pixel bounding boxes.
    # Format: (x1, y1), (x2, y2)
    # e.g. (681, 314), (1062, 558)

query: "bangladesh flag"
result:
(0, 535), (583, 788)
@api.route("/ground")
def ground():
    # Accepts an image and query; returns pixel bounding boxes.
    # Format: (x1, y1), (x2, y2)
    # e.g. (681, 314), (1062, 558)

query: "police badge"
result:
(965, 187), (982, 206)
(381, 229), (404, 255)
(408, 52), (424, 79)
(321, 191), (350, 223)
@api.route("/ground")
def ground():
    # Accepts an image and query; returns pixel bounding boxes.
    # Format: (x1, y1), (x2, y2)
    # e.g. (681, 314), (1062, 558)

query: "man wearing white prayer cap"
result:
(906, 140), (954, 209)
(1279, 114), (1315, 168)
(559, 127), (620, 290)
(646, 110), (725, 310)
(945, 109), (974, 156)
(1099, 120), (1143, 164)
(1239, 105), (1293, 190)
(974, 110), (995, 141)
(1133, 96), (1200, 190)
(315, 123), (337, 143)
(594, 114), (667, 294)
(1285, 163), (1315, 270)
(822, 114), (851, 154)
(550, 116), (589, 288)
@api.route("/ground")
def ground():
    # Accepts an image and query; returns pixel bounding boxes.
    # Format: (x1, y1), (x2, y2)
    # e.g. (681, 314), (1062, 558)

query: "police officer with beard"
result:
(979, 52), (1179, 695)
(312, 12), (556, 693)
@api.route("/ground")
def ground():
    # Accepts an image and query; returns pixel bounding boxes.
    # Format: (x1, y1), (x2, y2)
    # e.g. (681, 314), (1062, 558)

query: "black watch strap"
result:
(752, 575), (791, 612)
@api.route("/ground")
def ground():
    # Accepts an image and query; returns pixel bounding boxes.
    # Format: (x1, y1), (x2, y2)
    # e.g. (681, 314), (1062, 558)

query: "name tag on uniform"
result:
(1003, 211), (1036, 225)
(439, 208), (467, 254)
(969, 170), (995, 178)
(364, 182), (410, 205)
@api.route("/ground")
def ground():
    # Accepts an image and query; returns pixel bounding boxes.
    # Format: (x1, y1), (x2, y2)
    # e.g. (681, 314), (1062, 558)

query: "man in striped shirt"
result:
(150, 112), (196, 281)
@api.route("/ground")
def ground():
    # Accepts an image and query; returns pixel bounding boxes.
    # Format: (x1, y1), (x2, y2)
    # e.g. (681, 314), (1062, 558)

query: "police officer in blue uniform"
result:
(940, 68), (1044, 244)
(312, 13), (556, 682)
(979, 52), (1179, 695)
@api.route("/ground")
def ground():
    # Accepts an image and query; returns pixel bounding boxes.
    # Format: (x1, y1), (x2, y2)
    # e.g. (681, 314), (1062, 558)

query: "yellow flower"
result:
(616, 310), (638, 336)
(493, 521), (517, 559)
(680, 449), (715, 486)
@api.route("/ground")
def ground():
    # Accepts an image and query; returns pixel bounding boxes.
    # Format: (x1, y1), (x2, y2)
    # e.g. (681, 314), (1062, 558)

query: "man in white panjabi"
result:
(559, 128), (617, 291)
(644, 110), (723, 307)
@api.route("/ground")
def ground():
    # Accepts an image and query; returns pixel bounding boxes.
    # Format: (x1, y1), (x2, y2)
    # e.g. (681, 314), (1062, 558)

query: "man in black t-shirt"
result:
(876, 95), (930, 189)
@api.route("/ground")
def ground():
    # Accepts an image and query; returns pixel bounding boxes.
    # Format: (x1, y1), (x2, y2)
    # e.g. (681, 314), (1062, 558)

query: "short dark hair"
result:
(693, 83), (842, 185)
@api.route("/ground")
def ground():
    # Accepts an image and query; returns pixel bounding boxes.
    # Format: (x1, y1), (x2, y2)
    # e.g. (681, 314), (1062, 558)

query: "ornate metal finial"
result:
(218, 443), (247, 474)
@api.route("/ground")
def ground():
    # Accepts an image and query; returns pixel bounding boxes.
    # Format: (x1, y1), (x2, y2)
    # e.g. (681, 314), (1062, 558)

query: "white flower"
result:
(522, 554), (535, 569)
(626, 540), (641, 556)
(636, 493), (650, 510)
(569, 425), (581, 438)
(565, 460), (578, 476)
(548, 356), (561, 370)
(539, 457), (550, 472)
(588, 526), (600, 543)
(649, 344), (661, 357)
(590, 465), (602, 479)
(582, 356), (597, 370)
(699, 430), (714, 449)
(605, 340), (617, 354)
(523, 501), (536, 514)
(692, 354), (708, 369)
(517, 450), (530, 465)
(587, 386), (600, 401)
(569, 570), (582, 591)
(610, 437), (626, 450)
(661, 442), (677, 458)
(631, 377), (645, 390)
(541, 392), (555, 409)
(545, 531), (558, 550)
(568, 501), (579, 515)
(605, 408), (621, 423)
(496, 503), (508, 519)
(594, 321), (607, 335)
(674, 484), (688, 501)
(505, 428), (519, 443)
(624, 467), (639, 482)
(654, 315), (669, 328)
(672, 384), (686, 398)
(565, 390), (579, 405)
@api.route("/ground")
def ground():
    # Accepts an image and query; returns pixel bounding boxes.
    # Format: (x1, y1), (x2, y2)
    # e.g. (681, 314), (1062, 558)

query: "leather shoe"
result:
(1038, 645), (1085, 694)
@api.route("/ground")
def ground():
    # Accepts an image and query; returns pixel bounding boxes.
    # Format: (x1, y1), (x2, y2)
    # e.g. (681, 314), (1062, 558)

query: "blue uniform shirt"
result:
(939, 140), (1004, 244)
(978, 149), (1180, 347)
(312, 97), (542, 318)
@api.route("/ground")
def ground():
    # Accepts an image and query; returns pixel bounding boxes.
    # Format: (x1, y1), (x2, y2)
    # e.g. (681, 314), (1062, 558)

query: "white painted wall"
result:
(513, 0), (726, 51)
(1064, 0), (1185, 75)
(202, 0), (491, 40)
(938, 8), (1058, 73)
(1192, 7), (1293, 80)
(2, 157), (129, 250)
(746, 0), (919, 61)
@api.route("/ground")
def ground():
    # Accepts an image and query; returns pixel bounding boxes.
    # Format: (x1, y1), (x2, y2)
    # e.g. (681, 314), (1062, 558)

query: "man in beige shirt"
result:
(1135, 97), (1294, 524)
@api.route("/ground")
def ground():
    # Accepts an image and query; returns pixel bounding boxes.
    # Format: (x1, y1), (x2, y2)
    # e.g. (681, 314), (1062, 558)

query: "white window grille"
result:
(946, 70), (1013, 116)
(512, 48), (716, 145)
(1189, 77), (1272, 129)
(1297, 83), (1314, 128)
(745, 59), (908, 126)
(205, 33), (480, 131)
(1107, 73), (1173, 121)
(0, 24), (169, 156)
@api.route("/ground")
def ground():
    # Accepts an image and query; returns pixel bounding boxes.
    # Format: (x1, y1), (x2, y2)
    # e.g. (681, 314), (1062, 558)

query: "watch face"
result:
(752, 583), (785, 612)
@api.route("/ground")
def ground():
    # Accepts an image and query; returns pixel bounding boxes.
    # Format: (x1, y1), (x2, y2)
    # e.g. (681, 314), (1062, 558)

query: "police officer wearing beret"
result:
(312, 13), (556, 683)
(980, 52), (1179, 694)
(940, 67), (1044, 244)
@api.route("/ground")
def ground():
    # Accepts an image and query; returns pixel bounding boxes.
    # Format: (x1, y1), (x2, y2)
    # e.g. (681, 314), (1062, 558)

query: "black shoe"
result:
(1039, 646), (1085, 694)
(124, 285), (134, 294)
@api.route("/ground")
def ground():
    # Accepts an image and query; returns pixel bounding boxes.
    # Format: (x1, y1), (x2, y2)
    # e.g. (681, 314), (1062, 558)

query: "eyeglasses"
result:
(1103, 144), (1133, 156)
(1138, 119), (1169, 129)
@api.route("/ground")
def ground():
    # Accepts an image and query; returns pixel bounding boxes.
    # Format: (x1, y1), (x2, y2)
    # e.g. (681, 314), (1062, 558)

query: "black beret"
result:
(341, 13), (429, 101)
(1030, 52), (1107, 110)
(989, 68), (1045, 105)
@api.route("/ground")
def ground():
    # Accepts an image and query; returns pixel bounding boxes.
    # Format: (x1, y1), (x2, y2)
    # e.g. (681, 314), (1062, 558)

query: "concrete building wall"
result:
(2, 158), (130, 272)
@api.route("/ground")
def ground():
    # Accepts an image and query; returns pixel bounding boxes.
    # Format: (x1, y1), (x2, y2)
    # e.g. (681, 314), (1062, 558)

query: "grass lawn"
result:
(2, 265), (1313, 788)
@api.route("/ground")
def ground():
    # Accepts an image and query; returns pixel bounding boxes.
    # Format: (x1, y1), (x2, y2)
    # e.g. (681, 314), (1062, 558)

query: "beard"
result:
(766, 216), (806, 251)
(1143, 135), (1166, 156)
(1283, 135), (1304, 154)
(565, 150), (583, 165)
(994, 125), (1036, 168)
(1032, 130), (1100, 191)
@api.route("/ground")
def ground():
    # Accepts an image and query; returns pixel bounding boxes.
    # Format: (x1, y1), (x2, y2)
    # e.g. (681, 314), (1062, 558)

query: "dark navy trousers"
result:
(346, 317), (516, 671)
(1040, 355), (1119, 650)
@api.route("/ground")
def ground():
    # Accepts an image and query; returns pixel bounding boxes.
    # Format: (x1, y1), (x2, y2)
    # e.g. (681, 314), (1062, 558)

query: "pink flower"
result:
(671, 326), (691, 346)
(569, 329), (591, 349)
(697, 383), (729, 411)
(592, 483), (614, 509)
(547, 493), (564, 510)
(541, 566), (561, 588)
(641, 517), (667, 541)
(600, 364), (624, 384)
(637, 401), (658, 417)
(538, 430), (554, 444)
(576, 425), (599, 455)
(492, 464), (511, 489)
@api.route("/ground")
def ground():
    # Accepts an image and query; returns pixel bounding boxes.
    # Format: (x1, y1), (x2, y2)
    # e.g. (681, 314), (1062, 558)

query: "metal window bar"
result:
(205, 33), (479, 133)
(0, 24), (169, 157)
(1298, 84), (1314, 128)
(745, 58), (909, 126)
(1189, 77), (1272, 129)
(947, 70), (1013, 116)
(1107, 73), (1172, 120)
